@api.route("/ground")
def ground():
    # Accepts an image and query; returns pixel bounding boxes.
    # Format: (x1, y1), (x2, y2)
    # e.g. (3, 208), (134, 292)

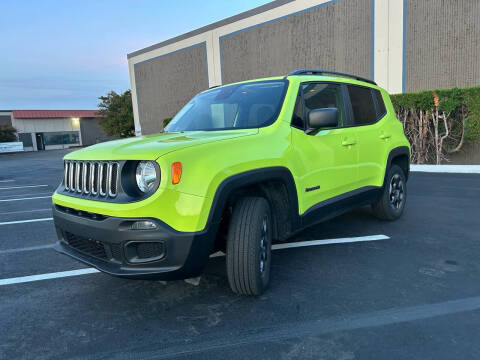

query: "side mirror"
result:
(307, 108), (339, 133)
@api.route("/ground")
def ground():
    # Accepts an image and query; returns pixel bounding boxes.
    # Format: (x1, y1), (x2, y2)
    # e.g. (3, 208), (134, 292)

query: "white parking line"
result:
(0, 244), (54, 254)
(0, 192), (52, 199)
(0, 268), (99, 286)
(0, 208), (51, 215)
(0, 234), (389, 286)
(272, 234), (389, 250)
(210, 234), (390, 257)
(0, 196), (51, 202)
(0, 184), (49, 190)
(0, 217), (53, 226)
(0, 180), (14, 183)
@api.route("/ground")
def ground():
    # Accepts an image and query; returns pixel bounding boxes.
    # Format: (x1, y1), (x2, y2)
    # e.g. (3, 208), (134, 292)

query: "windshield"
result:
(165, 80), (288, 132)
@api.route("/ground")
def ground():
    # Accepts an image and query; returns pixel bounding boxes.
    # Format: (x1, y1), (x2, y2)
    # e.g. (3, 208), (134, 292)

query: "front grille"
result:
(64, 231), (107, 260)
(64, 160), (119, 198)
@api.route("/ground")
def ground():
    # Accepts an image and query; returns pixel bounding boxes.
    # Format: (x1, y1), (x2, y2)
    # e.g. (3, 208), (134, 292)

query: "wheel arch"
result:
(385, 146), (410, 184)
(206, 167), (300, 245)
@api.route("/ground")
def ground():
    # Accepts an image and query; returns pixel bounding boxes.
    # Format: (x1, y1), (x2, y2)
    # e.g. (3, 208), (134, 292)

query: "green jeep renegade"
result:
(52, 69), (410, 295)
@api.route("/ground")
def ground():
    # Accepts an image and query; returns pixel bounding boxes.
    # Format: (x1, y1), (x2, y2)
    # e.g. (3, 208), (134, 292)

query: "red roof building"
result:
(12, 110), (100, 119)
(2, 109), (112, 152)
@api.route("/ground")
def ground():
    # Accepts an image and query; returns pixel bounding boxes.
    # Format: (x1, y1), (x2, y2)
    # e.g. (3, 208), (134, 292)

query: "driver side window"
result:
(291, 83), (345, 129)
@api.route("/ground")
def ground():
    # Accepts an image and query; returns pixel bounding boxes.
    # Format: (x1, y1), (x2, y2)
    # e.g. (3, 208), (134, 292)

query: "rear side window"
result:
(347, 85), (377, 126)
(373, 89), (387, 118)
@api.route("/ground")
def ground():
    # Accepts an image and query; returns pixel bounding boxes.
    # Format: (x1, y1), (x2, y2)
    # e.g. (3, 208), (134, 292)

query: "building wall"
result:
(127, 0), (404, 135)
(133, 43), (208, 134)
(128, 0), (480, 138)
(220, 0), (371, 84)
(0, 112), (12, 126)
(12, 117), (80, 133)
(405, 0), (480, 92)
(11, 117), (81, 151)
(80, 117), (115, 146)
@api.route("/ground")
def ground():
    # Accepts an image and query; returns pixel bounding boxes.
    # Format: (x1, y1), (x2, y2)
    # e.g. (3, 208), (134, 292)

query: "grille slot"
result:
(63, 161), (119, 198)
(110, 244), (122, 262)
(64, 232), (107, 260)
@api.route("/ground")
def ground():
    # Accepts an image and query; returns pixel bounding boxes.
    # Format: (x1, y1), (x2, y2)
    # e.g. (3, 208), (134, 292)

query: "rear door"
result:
(290, 82), (359, 214)
(346, 85), (388, 188)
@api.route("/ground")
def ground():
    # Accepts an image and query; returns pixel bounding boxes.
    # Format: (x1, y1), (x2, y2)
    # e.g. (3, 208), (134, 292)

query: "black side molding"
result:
(301, 186), (382, 229)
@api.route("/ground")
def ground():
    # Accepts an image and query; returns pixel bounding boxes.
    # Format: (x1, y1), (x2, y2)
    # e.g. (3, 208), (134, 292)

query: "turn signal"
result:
(171, 162), (182, 184)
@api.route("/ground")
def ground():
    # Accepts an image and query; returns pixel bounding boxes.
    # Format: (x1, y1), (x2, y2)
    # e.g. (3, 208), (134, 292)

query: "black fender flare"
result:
(205, 166), (300, 235)
(385, 146), (411, 184)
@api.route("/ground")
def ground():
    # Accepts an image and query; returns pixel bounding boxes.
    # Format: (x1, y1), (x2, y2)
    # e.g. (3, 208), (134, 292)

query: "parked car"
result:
(53, 69), (410, 295)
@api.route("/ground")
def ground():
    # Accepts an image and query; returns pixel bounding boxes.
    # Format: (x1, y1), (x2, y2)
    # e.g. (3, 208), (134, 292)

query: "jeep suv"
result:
(52, 69), (410, 295)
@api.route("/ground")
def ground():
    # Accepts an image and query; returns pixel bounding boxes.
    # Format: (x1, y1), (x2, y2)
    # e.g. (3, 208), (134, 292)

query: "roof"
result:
(12, 110), (100, 119)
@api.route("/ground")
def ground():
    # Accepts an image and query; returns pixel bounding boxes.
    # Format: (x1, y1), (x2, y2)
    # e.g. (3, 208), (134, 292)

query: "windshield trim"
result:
(165, 79), (289, 132)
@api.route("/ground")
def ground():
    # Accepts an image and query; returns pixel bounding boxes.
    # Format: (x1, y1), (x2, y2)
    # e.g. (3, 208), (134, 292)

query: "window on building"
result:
(43, 132), (80, 146)
(347, 85), (377, 125)
(18, 133), (33, 147)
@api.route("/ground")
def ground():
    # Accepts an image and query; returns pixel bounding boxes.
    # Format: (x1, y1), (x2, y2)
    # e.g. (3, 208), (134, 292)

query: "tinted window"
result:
(374, 89), (387, 117)
(44, 131), (80, 145)
(291, 94), (304, 129)
(300, 83), (345, 127)
(347, 85), (377, 125)
(165, 80), (287, 132)
(18, 133), (33, 147)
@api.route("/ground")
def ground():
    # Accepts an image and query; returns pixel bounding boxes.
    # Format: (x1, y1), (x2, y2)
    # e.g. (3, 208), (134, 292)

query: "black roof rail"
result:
(288, 69), (377, 85)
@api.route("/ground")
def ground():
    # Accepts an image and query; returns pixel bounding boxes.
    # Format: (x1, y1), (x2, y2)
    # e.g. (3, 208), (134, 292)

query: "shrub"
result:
(0, 124), (17, 142)
(390, 86), (480, 164)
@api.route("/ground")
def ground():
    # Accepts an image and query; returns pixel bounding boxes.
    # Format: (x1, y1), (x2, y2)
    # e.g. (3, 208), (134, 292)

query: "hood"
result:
(64, 129), (258, 161)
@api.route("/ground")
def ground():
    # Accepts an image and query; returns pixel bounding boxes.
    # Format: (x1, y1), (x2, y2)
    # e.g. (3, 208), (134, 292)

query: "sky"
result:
(0, 0), (270, 110)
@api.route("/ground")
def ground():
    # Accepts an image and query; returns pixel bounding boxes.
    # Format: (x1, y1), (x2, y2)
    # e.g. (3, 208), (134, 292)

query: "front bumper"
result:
(52, 205), (215, 280)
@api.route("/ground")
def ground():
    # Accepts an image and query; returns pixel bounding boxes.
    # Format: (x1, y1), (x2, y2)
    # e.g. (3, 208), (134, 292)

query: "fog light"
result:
(130, 220), (158, 230)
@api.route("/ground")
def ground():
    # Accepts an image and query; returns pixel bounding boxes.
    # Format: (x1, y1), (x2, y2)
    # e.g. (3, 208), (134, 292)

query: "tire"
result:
(371, 164), (407, 221)
(226, 197), (272, 296)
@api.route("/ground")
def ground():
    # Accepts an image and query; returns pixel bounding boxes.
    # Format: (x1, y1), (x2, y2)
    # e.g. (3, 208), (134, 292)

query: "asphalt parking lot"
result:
(1, 149), (480, 360)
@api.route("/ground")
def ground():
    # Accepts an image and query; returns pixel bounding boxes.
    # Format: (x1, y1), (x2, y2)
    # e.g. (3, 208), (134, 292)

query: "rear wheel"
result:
(226, 197), (271, 296)
(371, 164), (407, 221)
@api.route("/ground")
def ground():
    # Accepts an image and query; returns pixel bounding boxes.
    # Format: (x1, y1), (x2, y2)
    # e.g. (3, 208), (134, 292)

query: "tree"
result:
(0, 124), (17, 142)
(97, 90), (135, 138)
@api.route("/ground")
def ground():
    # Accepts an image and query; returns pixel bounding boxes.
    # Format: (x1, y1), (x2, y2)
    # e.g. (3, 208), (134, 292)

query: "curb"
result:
(411, 165), (480, 174)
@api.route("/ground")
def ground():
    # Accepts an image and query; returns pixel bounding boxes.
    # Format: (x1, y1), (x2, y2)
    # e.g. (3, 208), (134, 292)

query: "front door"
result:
(290, 82), (359, 214)
(35, 133), (45, 151)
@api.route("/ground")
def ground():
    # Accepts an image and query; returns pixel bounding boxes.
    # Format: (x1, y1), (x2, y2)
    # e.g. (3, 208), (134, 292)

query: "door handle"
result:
(341, 139), (356, 146)
(379, 133), (391, 140)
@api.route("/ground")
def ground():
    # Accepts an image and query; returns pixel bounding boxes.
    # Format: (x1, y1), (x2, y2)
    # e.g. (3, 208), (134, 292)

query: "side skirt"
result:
(299, 186), (383, 230)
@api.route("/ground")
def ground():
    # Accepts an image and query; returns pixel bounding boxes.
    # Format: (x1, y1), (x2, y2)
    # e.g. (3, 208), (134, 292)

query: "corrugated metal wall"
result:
(220, 0), (372, 85)
(134, 43), (208, 135)
(79, 118), (114, 146)
(405, 0), (480, 92)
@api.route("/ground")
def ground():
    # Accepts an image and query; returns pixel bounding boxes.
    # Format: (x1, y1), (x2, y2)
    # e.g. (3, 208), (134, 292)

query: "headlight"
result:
(135, 161), (157, 193)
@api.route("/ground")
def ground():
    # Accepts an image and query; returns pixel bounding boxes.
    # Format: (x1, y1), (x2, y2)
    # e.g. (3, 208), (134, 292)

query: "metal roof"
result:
(12, 110), (100, 119)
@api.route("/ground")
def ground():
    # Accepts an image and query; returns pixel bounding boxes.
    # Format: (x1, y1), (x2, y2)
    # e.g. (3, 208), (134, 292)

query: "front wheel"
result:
(226, 197), (272, 296)
(371, 164), (407, 221)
